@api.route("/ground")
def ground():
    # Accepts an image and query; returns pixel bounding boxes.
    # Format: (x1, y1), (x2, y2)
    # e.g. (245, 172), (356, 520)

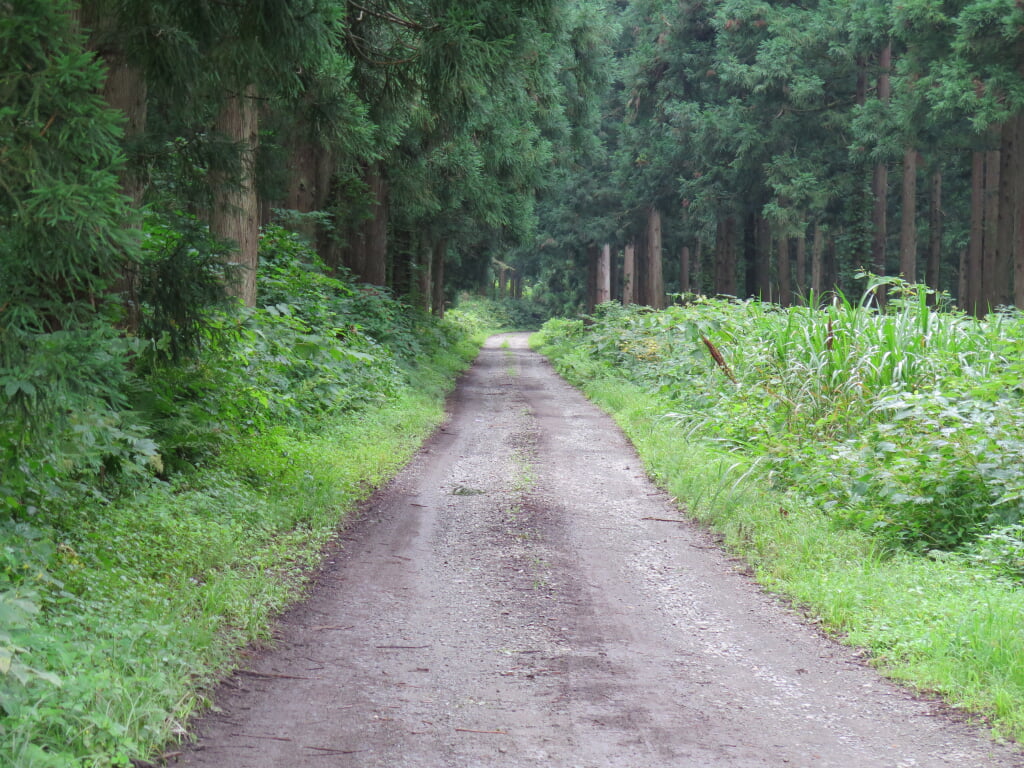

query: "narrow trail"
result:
(179, 334), (1022, 767)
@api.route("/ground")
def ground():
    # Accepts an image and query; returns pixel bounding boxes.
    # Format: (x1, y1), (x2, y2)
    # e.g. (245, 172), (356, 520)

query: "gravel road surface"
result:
(178, 333), (1023, 767)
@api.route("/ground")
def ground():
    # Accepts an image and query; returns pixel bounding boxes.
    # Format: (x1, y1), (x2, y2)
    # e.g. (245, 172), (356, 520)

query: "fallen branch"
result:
(701, 335), (738, 384)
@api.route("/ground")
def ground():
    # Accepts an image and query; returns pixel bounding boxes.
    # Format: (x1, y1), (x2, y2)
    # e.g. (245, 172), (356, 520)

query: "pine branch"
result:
(348, 2), (439, 33)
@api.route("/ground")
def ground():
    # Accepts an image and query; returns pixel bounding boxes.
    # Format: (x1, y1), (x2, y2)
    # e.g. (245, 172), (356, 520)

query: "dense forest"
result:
(4, 0), (1024, 765)
(532, 0), (1024, 316)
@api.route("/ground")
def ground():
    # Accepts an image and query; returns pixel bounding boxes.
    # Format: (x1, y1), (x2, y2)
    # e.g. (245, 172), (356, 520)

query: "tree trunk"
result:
(871, 41), (892, 304)
(967, 150), (985, 315)
(623, 244), (636, 305)
(795, 231), (807, 298)
(430, 238), (446, 317)
(80, 5), (148, 330)
(646, 207), (664, 309)
(743, 213), (758, 298)
(680, 246), (691, 294)
(1015, 111), (1024, 309)
(585, 243), (599, 313)
(757, 216), (772, 300)
(367, 170), (388, 286)
(212, 84), (260, 307)
(285, 138), (333, 244)
(777, 233), (791, 307)
(810, 224), (824, 299)
(497, 262), (508, 298)
(958, 247), (968, 307)
(983, 143), (1001, 309)
(596, 244), (611, 305)
(899, 147), (918, 284)
(926, 168), (942, 297)
(336, 163), (389, 286)
(104, 56), (147, 331)
(417, 244), (432, 311)
(715, 217), (738, 296)
(871, 159), (890, 286)
(825, 233), (839, 294)
(693, 241), (703, 295)
(996, 118), (1019, 308)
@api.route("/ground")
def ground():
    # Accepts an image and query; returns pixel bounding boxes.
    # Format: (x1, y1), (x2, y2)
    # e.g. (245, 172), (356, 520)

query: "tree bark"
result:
(871, 41), (892, 304)
(958, 247), (968, 307)
(335, 163), (389, 286)
(996, 118), (1019, 307)
(693, 241), (703, 295)
(430, 238), (446, 317)
(715, 217), (738, 296)
(585, 243), (599, 313)
(743, 213), (758, 298)
(417, 244), (432, 311)
(680, 246), (691, 294)
(596, 244), (611, 305)
(967, 150), (985, 315)
(285, 138), (333, 244)
(623, 244), (636, 305)
(777, 233), (791, 307)
(496, 260), (508, 298)
(983, 143), (1001, 309)
(825, 233), (839, 295)
(926, 168), (942, 297)
(212, 84), (260, 307)
(104, 57), (147, 330)
(646, 207), (664, 309)
(80, 5), (148, 330)
(810, 224), (824, 299)
(795, 231), (807, 298)
(366, 170), (388, 286)
(1015, 111), (1024, 309)
(899, 147), (918, 284)
(757, 216), (772, 300)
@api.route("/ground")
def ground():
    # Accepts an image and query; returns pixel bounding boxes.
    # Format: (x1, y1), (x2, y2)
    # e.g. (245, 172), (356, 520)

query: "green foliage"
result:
(0, 0), (136, 334)
(449, 294), (556, 332)
(130, 227), (413, 470)
(539, 282), (1024, 554)
(137, 214), (236, 363)
(0, 0), (157, 521)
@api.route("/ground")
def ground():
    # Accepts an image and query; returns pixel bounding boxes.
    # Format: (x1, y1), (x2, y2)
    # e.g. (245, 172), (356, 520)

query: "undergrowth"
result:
(535, 280), (1024, 742)
(0, 226), (490, 767)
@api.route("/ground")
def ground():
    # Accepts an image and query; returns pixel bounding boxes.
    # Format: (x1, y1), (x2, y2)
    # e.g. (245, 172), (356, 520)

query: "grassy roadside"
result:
(533, 332), (1024, 745)
(3, 333), (484, 768)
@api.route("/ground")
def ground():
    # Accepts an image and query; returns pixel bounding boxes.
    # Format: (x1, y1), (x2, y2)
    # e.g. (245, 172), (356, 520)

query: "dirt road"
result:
(179, 334), (1022, 767)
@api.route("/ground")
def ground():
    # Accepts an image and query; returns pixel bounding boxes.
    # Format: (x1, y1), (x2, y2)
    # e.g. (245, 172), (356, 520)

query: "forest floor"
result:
(175, 334), (1023, 768)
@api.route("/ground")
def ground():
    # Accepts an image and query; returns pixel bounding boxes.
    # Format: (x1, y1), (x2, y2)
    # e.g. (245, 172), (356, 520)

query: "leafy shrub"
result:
(450, 294), (558, 332)
(137, 214), (237, 363)
(130, 226), (413, 470)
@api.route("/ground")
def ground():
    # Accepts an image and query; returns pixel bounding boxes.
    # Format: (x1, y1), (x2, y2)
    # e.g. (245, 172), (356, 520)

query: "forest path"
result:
(178, 333), (1022, 768)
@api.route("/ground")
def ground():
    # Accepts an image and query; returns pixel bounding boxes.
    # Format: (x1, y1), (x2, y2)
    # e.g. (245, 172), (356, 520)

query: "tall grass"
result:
(554, 279), (1024, 554)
